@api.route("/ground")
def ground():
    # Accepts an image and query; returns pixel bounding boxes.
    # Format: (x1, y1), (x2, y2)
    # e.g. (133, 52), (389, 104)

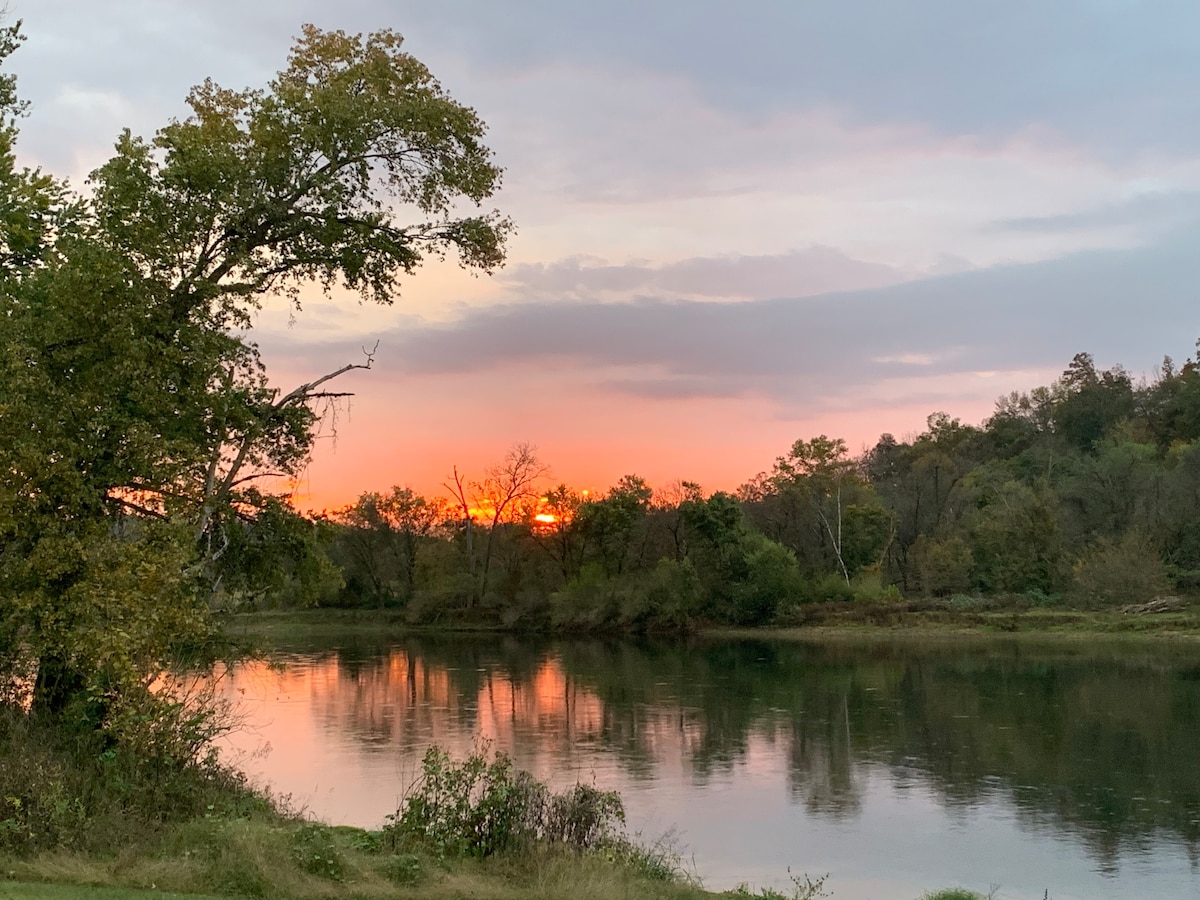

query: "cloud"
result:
(499, 248), (910, 302)
(992, 190), (1200, 235)
(16, 1), (1199, 275)
(266, 227), (1200, 412)
(386, 1), (1200, 159)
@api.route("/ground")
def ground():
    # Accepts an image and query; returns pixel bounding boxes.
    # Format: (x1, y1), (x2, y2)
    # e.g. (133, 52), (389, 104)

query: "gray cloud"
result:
(499, 248), (910, 302)
(993, 190), (1200, 235)
(275, 227), (1200, 407)
(15, 1), (1200, 178)
(385, 1), (1200, 159)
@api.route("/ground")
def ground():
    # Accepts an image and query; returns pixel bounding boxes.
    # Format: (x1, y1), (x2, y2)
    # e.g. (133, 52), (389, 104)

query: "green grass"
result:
(0, 885), (222, 899)
(232, 598), (1200, 647)
(0, 830), (995, 900)
(712, 597), (1200, 641)
(0, 829), (720, 899)
(0, 874), (997, 900)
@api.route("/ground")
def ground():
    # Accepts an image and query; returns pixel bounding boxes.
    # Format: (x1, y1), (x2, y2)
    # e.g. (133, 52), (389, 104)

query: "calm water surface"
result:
(214, 634), (1200, 900)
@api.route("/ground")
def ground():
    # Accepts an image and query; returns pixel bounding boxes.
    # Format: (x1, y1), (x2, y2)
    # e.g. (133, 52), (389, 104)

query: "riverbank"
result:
(0, 821), (717, 900)
(0, 837), (988, 900)
(0, 840), (981, 900)
(767, 594), (1200, 636)
(228, 596), (1200, 645)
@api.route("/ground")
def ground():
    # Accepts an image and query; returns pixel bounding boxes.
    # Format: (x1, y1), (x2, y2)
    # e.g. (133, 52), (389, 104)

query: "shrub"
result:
(542, 782), (627, 848)
(1070, 529), (1171, 607)
(290, 823), (345, 880)
(0, 685), (270, 856)
(170, 815), (278, 898)
(383, 851), (424, 885)
(731, 536), (806, 625)
(806, 573), (855, 603)
(385, 744), (625, 858)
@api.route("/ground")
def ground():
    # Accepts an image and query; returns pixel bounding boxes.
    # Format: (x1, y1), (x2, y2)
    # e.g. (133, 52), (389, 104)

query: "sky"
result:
(10, 1), (1200, 509)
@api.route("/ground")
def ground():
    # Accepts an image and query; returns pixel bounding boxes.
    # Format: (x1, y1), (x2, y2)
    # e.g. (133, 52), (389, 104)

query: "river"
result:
(212, 632), (1200, 899)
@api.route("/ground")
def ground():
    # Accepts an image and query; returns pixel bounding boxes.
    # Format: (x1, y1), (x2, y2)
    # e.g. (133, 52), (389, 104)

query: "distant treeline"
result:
(223, 348), (1200, 628)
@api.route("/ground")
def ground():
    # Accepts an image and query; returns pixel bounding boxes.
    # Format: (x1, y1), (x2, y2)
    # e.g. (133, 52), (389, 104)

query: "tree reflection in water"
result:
(218, 634), (1200, 876)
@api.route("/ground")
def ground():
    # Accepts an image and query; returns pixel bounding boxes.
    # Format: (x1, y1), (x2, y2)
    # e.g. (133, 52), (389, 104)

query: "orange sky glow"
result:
(281, 369), (1004, 513)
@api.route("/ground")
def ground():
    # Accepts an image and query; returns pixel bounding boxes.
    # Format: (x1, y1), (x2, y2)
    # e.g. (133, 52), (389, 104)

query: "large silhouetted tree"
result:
(0, 23), (510, 725)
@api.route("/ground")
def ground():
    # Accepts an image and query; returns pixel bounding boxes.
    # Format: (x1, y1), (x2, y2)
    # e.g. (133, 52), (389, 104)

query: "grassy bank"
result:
(0, 823), (714, 900)
(0, 845), (990, 900)
(0, 712), (715, 900)
(752, 594), (1200, 638)
(228, 596), (1200, 645)
(0, 886), (222, 899)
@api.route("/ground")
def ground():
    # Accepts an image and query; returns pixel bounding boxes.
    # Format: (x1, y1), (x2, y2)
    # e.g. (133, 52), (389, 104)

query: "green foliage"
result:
(381, 851), (424, 885)
(290, 824), (346, 880)
(0, 20), (511, 789)
(1070, 530), (1171, 607)
(967, 479), (1061, 594)
(1053, 352), (1135, 453)
(0, 703), (269, 856)
(385, 745), (625, 859)
(598, 830), (693, 884)
(552, 563), (623, 630)
(219, 498), (343, 610)
(170, 816), (277, 898)
(89, 25), (510, 313)
(294, 341), (1200, 626)
(578, 475), (653, 577)
(806, 573), (856, 604)
(325, 489), (445, 608)
(847, 564), (903, 603)
(636, 557), (706, 629)
(732, 534), (805, 624)
(911, 535), (973, 596)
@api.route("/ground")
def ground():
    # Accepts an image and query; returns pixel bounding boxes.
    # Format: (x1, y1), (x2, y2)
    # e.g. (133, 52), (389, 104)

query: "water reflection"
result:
(217, 635), (1200, 899)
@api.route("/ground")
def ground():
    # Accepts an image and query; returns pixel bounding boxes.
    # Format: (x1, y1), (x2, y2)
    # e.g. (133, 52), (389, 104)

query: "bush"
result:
(731, 536), (806, 625)
(847, 564), (901, 603)
(382, 851), (424, 885)
(290, 823), (345, 880)
(0, 686), (271, 856)
(1070, 529), (1171, 607)
(806, 573), (855, 604)
(911, 535), (974, 596)
(385, 744), (625, 858)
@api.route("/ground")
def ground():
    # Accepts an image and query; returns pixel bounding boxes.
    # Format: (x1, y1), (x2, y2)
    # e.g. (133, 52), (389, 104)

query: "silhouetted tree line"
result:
(229, 348), (1200, 627)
